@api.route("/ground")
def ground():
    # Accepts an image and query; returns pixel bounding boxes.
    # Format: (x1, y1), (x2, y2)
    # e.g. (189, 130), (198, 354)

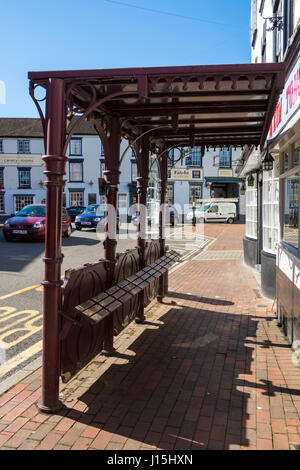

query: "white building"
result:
(237, 0), (300, 349)
(167, 146), (245, 218)
(0, 118), (137, 220)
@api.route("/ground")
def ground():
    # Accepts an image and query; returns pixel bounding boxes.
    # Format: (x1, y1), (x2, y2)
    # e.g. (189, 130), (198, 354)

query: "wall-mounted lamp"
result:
(262, 150), (274, 171)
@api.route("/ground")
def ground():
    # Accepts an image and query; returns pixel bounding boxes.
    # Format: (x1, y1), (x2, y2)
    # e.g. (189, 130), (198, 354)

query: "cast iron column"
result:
(135, 137), (149, 323)
(102, 117), (121, 355)
(157, 152), (168, 302)
(39, 78), (67, 413)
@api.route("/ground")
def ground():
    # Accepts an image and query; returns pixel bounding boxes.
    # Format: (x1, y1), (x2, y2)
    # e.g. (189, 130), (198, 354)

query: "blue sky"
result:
(0, 0), (251, 118)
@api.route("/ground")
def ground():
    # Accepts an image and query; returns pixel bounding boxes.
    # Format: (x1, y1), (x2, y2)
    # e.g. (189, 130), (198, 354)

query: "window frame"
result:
(280, 164), (300, 254)
(18, 167), (31, 189)
(69, 137), (82, 156)
(14, 194), (35, 212)
(17, 140), (30, 154)
(69, 159), (84, 183)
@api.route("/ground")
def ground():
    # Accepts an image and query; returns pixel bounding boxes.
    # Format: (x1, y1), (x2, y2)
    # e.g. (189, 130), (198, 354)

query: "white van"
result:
(187, 202), (237, 224)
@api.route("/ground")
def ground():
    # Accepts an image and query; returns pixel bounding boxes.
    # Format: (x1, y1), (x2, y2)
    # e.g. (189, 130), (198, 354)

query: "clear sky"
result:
(0, 0), (251, 118)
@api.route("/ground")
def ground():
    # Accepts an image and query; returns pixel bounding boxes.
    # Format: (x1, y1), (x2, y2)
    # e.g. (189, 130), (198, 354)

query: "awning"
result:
(205, 177), (244, 184)
(28, 63), (285, 151)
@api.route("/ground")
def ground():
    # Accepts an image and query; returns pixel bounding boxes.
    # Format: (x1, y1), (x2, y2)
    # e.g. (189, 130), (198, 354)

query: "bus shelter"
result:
(28, 63), (285, 412)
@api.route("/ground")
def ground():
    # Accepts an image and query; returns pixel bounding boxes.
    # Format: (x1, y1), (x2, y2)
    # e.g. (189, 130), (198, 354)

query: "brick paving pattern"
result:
(0, 223), (299, 450)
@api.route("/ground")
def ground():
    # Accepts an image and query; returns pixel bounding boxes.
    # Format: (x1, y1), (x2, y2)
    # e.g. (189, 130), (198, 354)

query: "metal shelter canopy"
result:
(28, 62), (285, 152)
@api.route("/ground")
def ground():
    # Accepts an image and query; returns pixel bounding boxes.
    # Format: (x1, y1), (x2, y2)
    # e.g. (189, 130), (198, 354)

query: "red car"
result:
(2, 204), (72, 241)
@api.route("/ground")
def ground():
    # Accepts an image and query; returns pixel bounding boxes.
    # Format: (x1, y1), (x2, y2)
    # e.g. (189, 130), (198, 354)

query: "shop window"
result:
(283, 173), (299, 249)
(189, 184), (202, 206)
(69, 191), (84, 207)
(263, 164), (279, 253)
(246, 175), (258, 239)
(15, 195), (34, 212)
(0, 139), (3, 153)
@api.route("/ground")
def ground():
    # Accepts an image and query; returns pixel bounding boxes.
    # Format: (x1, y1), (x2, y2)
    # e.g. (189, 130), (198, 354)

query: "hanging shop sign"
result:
(0, 154), (43, 166)
(169, 168), (203, 181)
(268, 53), (300, 140)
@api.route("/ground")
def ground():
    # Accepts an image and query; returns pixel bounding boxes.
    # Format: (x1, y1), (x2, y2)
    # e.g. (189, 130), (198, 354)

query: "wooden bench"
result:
(59, 247), (179, 383)
(69, 250), (179, 326)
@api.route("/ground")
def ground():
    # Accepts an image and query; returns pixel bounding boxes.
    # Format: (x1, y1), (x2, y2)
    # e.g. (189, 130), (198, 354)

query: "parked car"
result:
(75, 204), (120, 231)
(187, 202), (237, 224)
(66, 205), (86, 222)
(2, 204), (72, 241)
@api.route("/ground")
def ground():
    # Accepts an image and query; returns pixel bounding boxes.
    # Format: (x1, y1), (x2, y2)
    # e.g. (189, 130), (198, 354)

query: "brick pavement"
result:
(0, 223), (299, 450)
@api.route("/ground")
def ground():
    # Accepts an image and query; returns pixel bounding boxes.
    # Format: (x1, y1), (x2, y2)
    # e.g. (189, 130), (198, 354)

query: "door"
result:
(205, 204), (220, 221)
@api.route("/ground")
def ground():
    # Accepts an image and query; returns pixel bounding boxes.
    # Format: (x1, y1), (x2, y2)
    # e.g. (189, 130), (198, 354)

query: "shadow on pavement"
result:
(58, 301), (282, 450)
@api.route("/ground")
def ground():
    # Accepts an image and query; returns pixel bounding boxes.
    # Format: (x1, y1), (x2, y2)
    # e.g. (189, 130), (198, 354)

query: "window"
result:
(88, 193), (97, 205)
(18, 168), (31, 188)
(18, 140), (30, 154)
(69, 160), (83, 182)
(192, 170), (201, 179)
(283, 173), (299, 249)
(188, 147), (202, 167)
(69, 191), (84, 207)
(118, 194), (127, 209)
(0, 194), (4, 212)
(263, 163), (280, 253)
(294, 147), (300, 166)
(0, 168), (3, 189)
(208, 205), (218, 213)
(62, 193), (66, 208)
(69, 138), (82, 156)
(0, 139), (3, 153)
(246, 174), (258, 238)
(189, 183), (202, 205)
(15, 195), (34, 212)
(166, 184), (174, 204)
(131, 161), (137, 181)
(219, 148), (232, 168)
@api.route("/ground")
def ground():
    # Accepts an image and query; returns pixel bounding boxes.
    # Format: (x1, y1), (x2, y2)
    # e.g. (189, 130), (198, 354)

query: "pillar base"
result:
(38, 400), (64, 414)
(157, 296), (164, 303)
(135, 316), (146, 324)
(101, 346), (116, 357)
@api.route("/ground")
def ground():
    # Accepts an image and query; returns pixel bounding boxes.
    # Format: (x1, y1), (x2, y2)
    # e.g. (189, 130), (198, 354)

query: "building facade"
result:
(0, 118), (137, 221)
(167, 146), (245, 218)
(237, 0), (300, 349)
